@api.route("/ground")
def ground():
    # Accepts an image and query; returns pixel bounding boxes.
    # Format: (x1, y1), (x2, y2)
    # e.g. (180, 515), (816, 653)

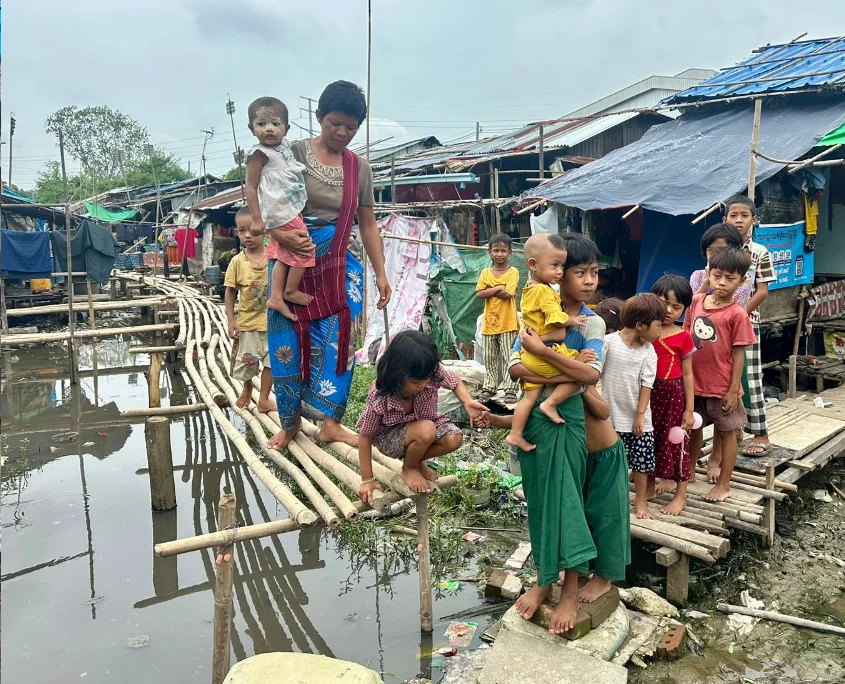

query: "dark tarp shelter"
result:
(50, 219), (117, 284)
(524, 99), (845, 216)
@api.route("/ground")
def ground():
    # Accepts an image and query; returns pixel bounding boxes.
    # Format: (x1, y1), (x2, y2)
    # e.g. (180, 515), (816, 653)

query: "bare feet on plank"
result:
(515, 584), (551, 620)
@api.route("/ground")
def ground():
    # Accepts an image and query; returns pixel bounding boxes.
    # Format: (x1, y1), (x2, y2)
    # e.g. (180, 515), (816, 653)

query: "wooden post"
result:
(0, 205), (8, 336)
(86, 279), (97, 342)
(416, 494), (433, 633)
(656, 546), (689, 606)
(762, 462), (776, 548)
(212, 493), (236, 684)
(748, 99), (763, 201)
(788, 354), (797, 398)
(110, 277), (118, 301)
(493, 168), (501, 233)
(148, 352), (163, 408)
(792, 285), (807, 357)
(538, 123), (545, 180)
(144, 416), (176, 511)
(58, 131), (78, 385)
(390, 153), (396, 204)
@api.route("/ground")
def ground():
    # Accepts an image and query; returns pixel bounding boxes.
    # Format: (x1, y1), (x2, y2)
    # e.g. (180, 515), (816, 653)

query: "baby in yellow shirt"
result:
(506, 233), (586, 451)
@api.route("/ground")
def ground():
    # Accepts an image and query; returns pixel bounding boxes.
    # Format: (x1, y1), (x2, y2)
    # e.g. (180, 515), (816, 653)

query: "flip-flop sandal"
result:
(504, 392), (518, 405)
(478, 390), (494, 402)
(742, 441), (773, 457)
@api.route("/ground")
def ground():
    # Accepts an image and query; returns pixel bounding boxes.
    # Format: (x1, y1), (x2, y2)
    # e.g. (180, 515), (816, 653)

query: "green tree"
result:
(221, 165), (244, 182)
(44, 105), (148, 179)
(125, 153), (192, 187)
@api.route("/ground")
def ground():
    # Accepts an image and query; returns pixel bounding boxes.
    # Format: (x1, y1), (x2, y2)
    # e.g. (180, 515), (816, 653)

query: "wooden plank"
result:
(631, 516), (730, 557)
(655, 546), (680, 567)
(666, 553), (690, 607)
(779, 430), (845, 484)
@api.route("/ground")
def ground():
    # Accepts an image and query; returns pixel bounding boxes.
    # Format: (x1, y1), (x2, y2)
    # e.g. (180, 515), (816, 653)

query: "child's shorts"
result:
(267, 215), (316, 269)
(617, 431), (655, 473)
(230, 330), (269, 381)
(694, 395), (748, 434)
(374, 421), (462, 460)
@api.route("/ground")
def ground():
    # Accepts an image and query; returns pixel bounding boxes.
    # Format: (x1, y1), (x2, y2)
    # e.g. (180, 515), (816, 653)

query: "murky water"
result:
(1, 337), (489, 683)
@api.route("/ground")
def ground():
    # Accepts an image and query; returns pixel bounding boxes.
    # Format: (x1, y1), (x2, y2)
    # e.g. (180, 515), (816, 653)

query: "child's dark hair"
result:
(651, 274), (693, 308)
(488, 233), (512, 250)
(561, 233), (601, 269)
(595, 297), (625, 331)
(235, 206), (251, 219)
(317, 80), (368, 125)
(708, 246), (752, 276)
(700, 222), (742, 257)
(724, 194), (757, 216)
(248, 97), (289, 126)
(375, 330), (442, 397)
(620, 293), (667, 329)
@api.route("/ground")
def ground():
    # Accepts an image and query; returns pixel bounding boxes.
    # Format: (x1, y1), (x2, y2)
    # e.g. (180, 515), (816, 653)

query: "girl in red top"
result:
(650, 275), (696, 515)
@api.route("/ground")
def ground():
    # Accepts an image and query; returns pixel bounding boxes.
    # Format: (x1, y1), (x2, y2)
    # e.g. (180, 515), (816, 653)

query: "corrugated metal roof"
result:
(462, 111), (644, 155)
(663, 36), (845, 104)
(189, 187), (244, 211)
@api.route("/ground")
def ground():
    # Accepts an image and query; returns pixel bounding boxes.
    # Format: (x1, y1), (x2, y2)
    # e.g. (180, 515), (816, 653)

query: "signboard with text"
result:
(753, 221), (814, 290)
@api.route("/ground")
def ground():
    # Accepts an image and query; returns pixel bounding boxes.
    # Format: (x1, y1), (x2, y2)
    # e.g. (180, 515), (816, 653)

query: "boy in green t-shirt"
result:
(224, 207), (274, 412)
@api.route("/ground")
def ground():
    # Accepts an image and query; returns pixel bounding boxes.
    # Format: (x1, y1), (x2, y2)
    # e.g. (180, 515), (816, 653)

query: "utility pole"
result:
(114, 150), (130, 192)
(8, 113), (15, 188)
(144, 143), (164, 278)
(226, 95), (245, 199)
(476, 122), (481, 142)
(299, 97), (316, 137)
(198, 128), (215, 201)
(366, 0), (372, 161)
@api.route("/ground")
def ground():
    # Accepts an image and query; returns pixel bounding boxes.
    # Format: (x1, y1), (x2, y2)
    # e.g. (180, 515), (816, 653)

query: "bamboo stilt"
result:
(129, 345), (182, 355)
(212, 493), (236, 684)
(121, 404), (208, 417)
(148, 352), (163, 408)
(417, 494), (433, 632)
(86, 279), (98, 342)
(145, 416), (176, 511)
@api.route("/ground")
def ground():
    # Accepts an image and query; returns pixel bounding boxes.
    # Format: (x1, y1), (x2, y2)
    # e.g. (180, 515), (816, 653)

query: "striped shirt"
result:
(744, 238), (776, 324)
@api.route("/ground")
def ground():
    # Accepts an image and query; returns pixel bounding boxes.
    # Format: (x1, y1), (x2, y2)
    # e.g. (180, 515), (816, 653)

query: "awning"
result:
(820, 121), (845, 145)
(525, 100), (845, 216)
(83, 201), (138, 222)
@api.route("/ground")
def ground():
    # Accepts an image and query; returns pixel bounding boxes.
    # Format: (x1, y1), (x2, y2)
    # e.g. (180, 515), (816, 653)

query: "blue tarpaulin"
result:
(1, 229), (52, 279)
(526, 100), (845, 216)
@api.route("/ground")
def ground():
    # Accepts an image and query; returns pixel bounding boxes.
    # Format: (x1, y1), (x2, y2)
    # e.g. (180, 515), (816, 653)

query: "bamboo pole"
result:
(185, 340), (316, 527)
(630, 515), (729, 556)
(156, 517), (300, 558)
(299, 418), (402, 475)
(129, 345), (182, 355)
(0, 323), (179, 346)
(148, 353), (163, 408)
(85, 279), (97, 343)
(716, 603), (845, 636)
(145, 416), (176, 511)
(288, 439), (359, 522)
(763, 462), (776, 548)
(643, 505), (728, 534)
(792, 285), (807, 357)
(417, 494), (433, 633)
(787, 143), (842, 175)
(58, 131), (78, 385)
(212, 493), (236, 684)
(176, 300), (188, 348)
(630, 524), (716, 563)
(693, 466), (797, 492)
(5, 297), (168, 317)
(122, 404), (208, 417)
(748, 99), (763, 201)
(691, 202), (721, 225)
(621, 204), (640, 220)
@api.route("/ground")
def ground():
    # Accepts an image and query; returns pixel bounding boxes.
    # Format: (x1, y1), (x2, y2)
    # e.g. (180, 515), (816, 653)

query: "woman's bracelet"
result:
(360, 477), (378, 485)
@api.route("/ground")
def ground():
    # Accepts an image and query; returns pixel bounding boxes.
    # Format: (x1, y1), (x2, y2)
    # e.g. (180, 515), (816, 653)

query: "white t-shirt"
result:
(601, 332), (657, 433)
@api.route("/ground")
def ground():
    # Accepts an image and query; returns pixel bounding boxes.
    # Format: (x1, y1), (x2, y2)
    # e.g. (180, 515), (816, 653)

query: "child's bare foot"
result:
(257, 398), (275, 414)
(578, 575), (611, 603)
(646, 482), (656, 499)
(703, 484), (731, 502)
(661, 495), (687, 516)
(285, 290), (313, 307)
(236, 385), (252, 409)
(634, 501), (653, 519)
(656, 479), (677, 494)
(516, 584), (551, 620)
(419, 462), (439, 483)
(268, 296), (297, 321)
(400, 466), (431, 494)
(506, 433), (536, 451)
(317, 421), (358, 448)
(557, 570), (566, 586)
(707, 461), (721, 484)
(268, 415), (301, 450)
(549, 594), (579, 635)
(690, 470), (697, 483)
(539, 401), (565, 425)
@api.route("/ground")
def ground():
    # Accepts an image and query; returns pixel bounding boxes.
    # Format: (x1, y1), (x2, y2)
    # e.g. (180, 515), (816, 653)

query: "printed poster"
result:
(753, 221), (814, 290)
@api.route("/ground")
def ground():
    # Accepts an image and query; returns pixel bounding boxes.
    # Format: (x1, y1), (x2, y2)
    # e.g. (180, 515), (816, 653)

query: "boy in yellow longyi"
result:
(506, 233), (587, 451)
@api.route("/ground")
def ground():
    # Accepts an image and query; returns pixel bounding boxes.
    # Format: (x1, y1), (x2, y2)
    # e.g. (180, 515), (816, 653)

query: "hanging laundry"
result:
(174, 226), (199, 259)
(50, 220), (117, 284)
(1, 229), (52, 279)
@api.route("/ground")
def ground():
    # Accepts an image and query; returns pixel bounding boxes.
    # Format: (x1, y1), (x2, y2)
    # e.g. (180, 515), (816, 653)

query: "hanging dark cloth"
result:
(1, 229), (52, 279)
(50, 220), (117, 284)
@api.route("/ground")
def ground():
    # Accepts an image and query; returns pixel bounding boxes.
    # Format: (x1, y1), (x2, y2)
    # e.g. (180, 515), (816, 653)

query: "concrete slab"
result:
(223, 653), (383, 684)
(478, 626), (628, 684)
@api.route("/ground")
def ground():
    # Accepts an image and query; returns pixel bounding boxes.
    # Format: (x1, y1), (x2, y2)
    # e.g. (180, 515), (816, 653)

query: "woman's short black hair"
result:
(708, 246), (752, 276)
(620, 293), (667, 329)
(651, 274), (693, 308)
(317, 80), (368, 125)
(375, 330), (441, 397)
(247, 97), (289, 126)
(561, 233), (601, 269)
(487, 233), (512, 250)
(699, 222), (742, 257)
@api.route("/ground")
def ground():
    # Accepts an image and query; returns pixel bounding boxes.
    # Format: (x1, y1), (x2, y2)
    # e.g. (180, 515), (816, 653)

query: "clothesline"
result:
(379, 232), (525, 253)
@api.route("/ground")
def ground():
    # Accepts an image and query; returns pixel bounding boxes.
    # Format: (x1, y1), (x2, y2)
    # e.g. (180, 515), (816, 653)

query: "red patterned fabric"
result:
(654, 329), (696, 381)
(652, 378), (691, 482)
(292, 148), (359, 379)
(807, 279), (845, 321)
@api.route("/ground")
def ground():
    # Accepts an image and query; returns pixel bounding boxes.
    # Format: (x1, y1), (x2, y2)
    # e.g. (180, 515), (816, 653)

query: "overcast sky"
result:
(4, 0), (845, 189)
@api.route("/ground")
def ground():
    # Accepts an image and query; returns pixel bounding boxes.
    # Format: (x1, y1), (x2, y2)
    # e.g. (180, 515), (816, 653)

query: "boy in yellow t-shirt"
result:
(224, 207), (274, 412)
(506, 233), (587, 451)
(476, 233), (521, 404)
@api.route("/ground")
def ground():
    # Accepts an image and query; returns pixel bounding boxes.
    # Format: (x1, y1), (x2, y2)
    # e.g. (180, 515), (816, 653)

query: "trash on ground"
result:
(462, 532), (484, 543)
(435, 580), (461, 594)
(445, 620), (478, 647)
(618, 587), (679, 617)
(126, 635), (150, 649)
(813, 489), (833, 503)
(813, 397), (833, 408)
